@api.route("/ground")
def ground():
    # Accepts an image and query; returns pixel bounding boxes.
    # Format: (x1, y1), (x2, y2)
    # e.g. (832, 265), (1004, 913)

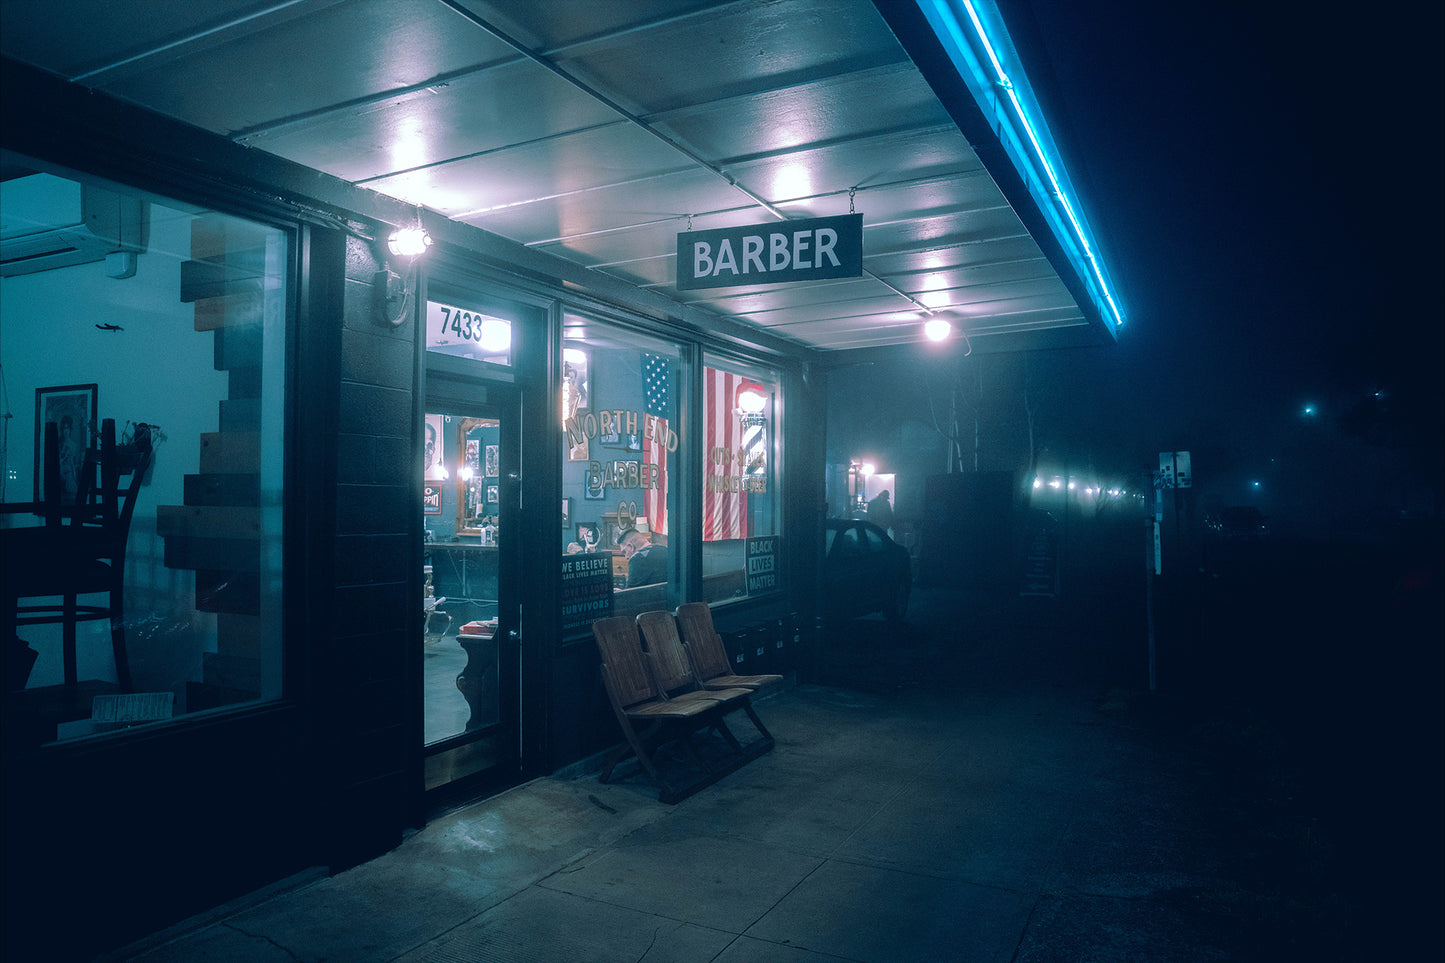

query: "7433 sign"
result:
(425, 301), (512, 361)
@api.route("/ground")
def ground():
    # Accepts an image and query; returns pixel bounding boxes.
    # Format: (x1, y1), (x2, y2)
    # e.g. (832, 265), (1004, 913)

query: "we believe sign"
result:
(676, 214), (862, 290)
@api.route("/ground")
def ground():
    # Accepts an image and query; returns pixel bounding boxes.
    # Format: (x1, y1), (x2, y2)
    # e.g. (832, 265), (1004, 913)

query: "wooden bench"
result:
(637, 610), (773, 745)
(674, 602), (784, 692)
(592, 613), (772, 802)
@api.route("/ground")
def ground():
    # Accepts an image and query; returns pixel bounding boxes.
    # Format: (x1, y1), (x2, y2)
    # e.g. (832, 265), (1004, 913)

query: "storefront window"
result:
(701, 357), (781, 604)
(559, 316), (680, 623)
(1, 154), (288, 744)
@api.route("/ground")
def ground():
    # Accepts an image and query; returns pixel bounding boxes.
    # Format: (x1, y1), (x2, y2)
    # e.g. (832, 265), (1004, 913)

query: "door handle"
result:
(503, 629), (520, 645)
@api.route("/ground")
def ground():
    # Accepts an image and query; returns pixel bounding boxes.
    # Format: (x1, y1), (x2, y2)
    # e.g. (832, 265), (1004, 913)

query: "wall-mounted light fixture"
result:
(387, 226), (431, 258)
(375, 215), (431, 326)
(924, 318), (952, 342)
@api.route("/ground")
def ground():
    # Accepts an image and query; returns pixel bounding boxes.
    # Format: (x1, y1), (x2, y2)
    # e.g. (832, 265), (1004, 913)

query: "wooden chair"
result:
(675, 601), (784, 692)
(592, 615), (735, 793)
(636, 610), (772, 745)
(5, 419), (151, 693)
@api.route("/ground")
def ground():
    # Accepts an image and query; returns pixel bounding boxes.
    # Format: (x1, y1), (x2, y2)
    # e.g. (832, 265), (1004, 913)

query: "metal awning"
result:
(0, 0), (1123, 356)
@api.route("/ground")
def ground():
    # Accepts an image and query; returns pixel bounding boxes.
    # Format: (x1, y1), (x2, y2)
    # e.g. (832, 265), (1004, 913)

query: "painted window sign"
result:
(560, 552), (613, 630)
(677, 214), (862, 290)
(745, 535), (780, 595)
(703, 368), (769, 541)
(568, 408), (678, 502)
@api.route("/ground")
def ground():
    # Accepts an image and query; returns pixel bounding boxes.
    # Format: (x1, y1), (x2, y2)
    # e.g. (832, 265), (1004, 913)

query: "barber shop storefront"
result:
(2, 1), (1122, 956)
(412, 260), (810, 797)
(0, 59), (823, 960)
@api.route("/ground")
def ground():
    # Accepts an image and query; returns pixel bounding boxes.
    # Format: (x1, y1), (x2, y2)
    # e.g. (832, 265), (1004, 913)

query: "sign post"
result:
(1150, 454), (1195, 693)
(1146, 512), (1158, 693)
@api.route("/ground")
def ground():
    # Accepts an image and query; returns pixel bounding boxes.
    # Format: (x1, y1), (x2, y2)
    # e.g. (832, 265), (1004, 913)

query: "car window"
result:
(832, 526), (863, 558)
(861, 527), (885, 553)
(824, 527), (838, 554)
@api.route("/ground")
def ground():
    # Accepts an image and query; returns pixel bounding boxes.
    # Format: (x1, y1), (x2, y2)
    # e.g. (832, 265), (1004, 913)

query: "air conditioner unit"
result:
(0, 173), (149, 277)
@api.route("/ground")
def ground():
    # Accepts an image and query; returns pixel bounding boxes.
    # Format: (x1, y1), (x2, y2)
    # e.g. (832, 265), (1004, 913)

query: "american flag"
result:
(641, 353), (669, 536)
(703, 367), (748, 540)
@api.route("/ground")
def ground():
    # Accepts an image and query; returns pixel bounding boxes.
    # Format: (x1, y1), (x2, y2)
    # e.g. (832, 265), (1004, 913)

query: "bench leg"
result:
(742, 702), (773, 742)
(712, 716), (743, 752)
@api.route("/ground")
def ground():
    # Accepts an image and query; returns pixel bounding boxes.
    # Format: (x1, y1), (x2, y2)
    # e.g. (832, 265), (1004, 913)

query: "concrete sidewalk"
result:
(104, 578), (1425, 962)
(109, 686), (1212, 961)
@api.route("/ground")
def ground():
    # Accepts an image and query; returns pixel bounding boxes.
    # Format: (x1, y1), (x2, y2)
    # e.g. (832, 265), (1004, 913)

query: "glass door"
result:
(421, 371), (520, 794)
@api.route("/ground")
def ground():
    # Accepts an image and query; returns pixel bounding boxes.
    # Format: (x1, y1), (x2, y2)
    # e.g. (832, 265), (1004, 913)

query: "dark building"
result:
(0, 2), (1121, 955)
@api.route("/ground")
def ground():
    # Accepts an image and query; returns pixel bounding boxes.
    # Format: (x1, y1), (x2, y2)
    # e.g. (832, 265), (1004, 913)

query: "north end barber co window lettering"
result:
(560, 320), (679, 620)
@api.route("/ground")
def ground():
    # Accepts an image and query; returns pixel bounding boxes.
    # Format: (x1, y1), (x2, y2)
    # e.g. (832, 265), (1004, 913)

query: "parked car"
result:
(823, 518), (911, 621)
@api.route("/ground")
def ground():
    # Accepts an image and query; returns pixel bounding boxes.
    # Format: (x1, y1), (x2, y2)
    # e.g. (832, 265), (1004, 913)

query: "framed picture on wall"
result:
(423, 412), (445, 515)
(34, 383), (97, 505)
(486, 484), (499, 504)
(576, 522), (601, 552)
(599, 513), (625, 553)
(562, 497), (572, 527)
(583, 471), (605, 499)
(423, 413), (445, 479)
(485, 444), (499, 477)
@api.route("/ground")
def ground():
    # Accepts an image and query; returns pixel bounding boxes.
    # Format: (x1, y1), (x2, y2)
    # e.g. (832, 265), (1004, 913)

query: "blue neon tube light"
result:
(926, 0), (1126, 329)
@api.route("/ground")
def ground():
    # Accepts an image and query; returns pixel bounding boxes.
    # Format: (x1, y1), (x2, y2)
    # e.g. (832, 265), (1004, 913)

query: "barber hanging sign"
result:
(677, 214), (863, 290)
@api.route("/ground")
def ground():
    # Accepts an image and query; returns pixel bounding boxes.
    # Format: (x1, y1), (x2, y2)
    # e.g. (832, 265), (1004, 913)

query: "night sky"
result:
(1024, 3), (1440, 415)
(859, 2), (1444, 534)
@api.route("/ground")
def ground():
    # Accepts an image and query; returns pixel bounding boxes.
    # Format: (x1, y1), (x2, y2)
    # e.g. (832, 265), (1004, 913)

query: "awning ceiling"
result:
(0, 0), (1123, 357)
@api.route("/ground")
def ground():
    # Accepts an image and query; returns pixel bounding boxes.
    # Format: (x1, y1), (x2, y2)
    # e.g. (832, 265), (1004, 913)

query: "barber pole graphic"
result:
(740, 414), (766, 475)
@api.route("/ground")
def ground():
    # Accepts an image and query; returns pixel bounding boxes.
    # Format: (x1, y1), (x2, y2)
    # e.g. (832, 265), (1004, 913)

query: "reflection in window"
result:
(0, 154), (288, 744)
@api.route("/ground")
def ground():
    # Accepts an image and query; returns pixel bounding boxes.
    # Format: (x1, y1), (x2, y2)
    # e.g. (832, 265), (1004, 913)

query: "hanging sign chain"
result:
(849, 187), (856, 215)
